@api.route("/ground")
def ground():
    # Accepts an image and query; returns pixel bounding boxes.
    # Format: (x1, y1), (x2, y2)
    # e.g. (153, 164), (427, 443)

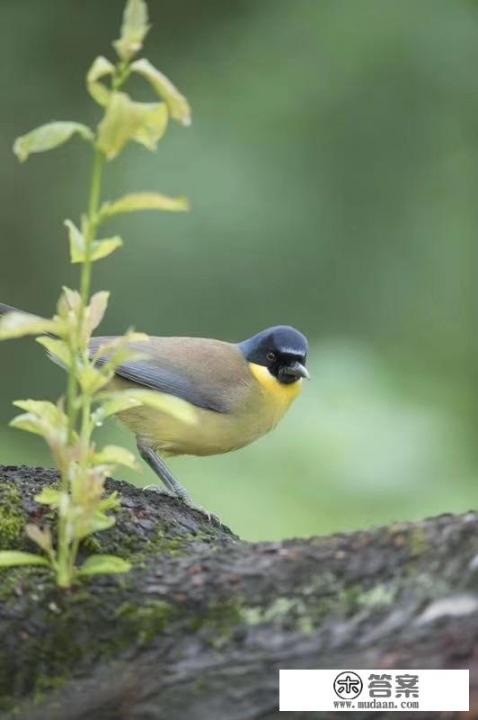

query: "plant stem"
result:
(79, 149), (106, 452)
(58, 61), (130, 587)
(66, 151), (105, 445)
(81, 148), (105, 306)
(59, 148), (106, 588)
(66, 360), (77, 445)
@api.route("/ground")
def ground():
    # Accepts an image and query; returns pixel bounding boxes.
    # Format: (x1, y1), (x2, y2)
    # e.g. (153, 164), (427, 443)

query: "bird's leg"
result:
(137, 441), (192, 502)
(137, 440), (221, 526)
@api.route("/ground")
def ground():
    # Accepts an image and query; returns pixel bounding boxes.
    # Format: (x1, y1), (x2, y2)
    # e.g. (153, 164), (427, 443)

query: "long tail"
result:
(0, 303), (19, 316)
(0, 303), (65, 369)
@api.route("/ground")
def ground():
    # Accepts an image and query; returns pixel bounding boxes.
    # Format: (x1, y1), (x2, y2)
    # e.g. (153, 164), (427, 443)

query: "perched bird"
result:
(0, 304), (309, 510)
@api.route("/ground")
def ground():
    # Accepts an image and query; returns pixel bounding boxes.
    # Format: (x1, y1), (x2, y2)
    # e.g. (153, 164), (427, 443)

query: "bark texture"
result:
(0, 465), (477, 720)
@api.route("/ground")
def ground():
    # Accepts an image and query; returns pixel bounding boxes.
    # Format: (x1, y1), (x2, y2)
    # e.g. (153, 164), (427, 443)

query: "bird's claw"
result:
(181, 496), (221, 526)
(143, 485), (221, 526)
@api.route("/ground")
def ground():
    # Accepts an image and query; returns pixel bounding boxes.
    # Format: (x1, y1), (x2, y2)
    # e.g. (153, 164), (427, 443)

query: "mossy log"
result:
(0, 465), (477, 720)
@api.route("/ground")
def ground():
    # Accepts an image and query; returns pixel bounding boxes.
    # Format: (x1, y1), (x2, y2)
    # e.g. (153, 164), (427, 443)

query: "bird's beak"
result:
(288, 361), (310, 380)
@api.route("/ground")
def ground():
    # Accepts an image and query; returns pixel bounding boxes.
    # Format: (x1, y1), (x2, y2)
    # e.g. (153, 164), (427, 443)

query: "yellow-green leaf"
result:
(11, 400), (69, 445)
(90, 236), (123, 262)
(96, 91), (168, 160)
(57, 286), (82, 320)
(98, 492), (121, 512)
(0, 311), (61, 340)
(65, 220), (122, 263)
(35, 487), (62, 507)
(25, 524), (53, 554)
(0, 551), (49, 568)
(36, 337), (71, 368)
(93, 445), (138, 469)
(93, 344), (148, 377)
(92, 394), (143, 424)
(113, 0), (150, 61)
(76, 511), (115, 540)
(86, 291), (110, 333)
(86, 55), (115, 106)
(14, 399), (66, 422)
(131, 58), (191, 126)
(100, 192), (189, 222)
(64, 219), (85, 263)
(79, 365), (109, 395)
(9, 414), (42, 436)
(93, 331), (149, 361)
(13, 122), (93, 162)
(78, 554), (131, 576)
(115, 389), (196, 424)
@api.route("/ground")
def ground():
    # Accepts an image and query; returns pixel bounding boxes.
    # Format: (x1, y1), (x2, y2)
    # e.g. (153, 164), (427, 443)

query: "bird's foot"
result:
(143, 485), (220, 526)
(182, 497), (221, 527)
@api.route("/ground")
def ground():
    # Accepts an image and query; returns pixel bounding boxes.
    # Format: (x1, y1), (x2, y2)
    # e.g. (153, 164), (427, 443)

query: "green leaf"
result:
(0, 311), (61, 340)
(0, 551), (49, 568)
(86, 55), (115, 106)
(36, 337), (71, 368)
(75, 510), (116, 540)
(25, 524), (53, 554)
(93, 445), (138, 469)
(113, 0), (150, 61)
(11, 400), (69, 445)
(91, 237), (123, 261)
(35, 487), (62, 507)
(65, 219), (123, 263)
(88, 512), (116, 535)
(78, 554), (131, 576)
(86, 291), (110, 334)
(98, 492), (121, 512)
(78, 364), (109, 395)
(92, 394), (143, 424)
(14, 399), (67, 424)
(96, 91), (168, 160)
(131, 58), (191, 127)
(13, 122), (93, 162)
(64, 219), (85, 263)
(100, 192), (189, 222)
(57, 286), (82, 324)
(115, 389), (196, 424)
(92, 333), (150, 371)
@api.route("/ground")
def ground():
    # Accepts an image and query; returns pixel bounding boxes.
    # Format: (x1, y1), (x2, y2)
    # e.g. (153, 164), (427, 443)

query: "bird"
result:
(0, 304), (309, 513)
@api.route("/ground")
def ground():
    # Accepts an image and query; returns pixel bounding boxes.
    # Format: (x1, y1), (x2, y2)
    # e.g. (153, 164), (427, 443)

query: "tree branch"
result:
(0, 465), (476, 720)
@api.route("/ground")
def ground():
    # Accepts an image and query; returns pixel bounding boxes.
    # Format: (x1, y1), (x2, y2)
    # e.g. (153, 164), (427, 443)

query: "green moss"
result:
(0, 566), (46, 603)
(0, 490), (232, 709)
(408, 527), (429, 556)
(338, 582), (396, 614)
(116, 600), (177, 645)
(0, 483), (26, 549)
(191, 600), (244, 647)
(192, 595), (324, 644)
(33, 673), (68, 705)
(81, 534), (102, 553)
(357, 584), (396, 607)
(117, 527), (221, 564)
(153, 529), (193, 557)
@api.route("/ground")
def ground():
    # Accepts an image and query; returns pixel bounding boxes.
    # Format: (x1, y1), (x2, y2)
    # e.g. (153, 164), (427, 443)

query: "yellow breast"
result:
(248, 362), (302, 426)
(115, 363), (302, 458)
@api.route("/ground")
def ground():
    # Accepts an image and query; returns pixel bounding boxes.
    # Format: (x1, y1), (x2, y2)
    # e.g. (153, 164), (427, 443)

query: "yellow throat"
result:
(248, 361), (302, 420)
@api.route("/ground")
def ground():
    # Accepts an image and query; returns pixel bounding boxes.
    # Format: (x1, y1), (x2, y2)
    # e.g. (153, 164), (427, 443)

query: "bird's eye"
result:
(266, 351), (276, 363)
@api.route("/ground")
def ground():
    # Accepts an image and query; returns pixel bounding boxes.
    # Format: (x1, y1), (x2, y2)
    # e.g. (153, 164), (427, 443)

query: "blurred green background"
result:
(0, 0), (476, 540)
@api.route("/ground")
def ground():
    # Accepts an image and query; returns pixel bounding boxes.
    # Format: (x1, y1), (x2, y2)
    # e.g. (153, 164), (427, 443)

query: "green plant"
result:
(0, 0), (194, 588)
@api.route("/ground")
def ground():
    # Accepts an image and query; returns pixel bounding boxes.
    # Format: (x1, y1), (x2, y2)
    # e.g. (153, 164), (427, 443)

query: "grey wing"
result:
(112, 360), (229, 413)
(90, 336), (233, 414)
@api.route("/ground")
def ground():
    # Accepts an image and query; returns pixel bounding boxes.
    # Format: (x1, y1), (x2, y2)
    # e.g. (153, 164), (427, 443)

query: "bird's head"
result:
(239, 325), (310, 385)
